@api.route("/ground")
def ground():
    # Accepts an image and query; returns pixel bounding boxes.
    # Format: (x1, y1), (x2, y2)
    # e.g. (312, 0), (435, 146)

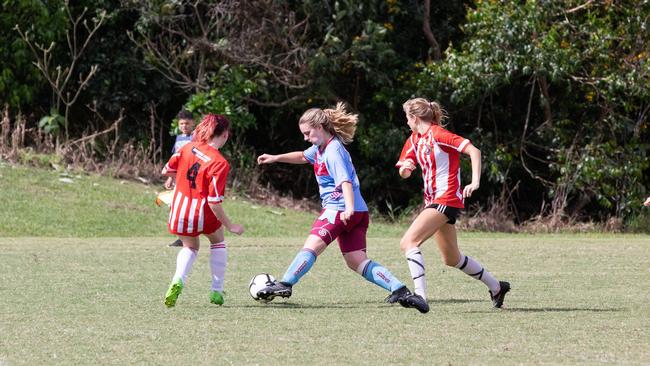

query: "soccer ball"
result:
(249, 273), (276, 302)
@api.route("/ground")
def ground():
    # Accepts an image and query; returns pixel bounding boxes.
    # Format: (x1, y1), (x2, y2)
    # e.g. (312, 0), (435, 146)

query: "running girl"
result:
(396, 98), (510, 308)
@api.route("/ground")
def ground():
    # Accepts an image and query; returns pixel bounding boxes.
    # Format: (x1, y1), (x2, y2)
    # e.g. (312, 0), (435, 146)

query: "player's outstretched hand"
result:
(644, 197), (650, 207)
(257, 154), (277, 165)
(228, 223), (244, 235)
(463, 182), (479, 198)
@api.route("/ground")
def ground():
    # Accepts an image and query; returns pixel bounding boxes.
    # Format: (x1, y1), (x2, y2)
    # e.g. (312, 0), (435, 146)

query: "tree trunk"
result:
(422, 0), (442, 61)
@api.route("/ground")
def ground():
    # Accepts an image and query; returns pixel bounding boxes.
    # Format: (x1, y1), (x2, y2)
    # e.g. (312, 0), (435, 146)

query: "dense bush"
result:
(3, 0), (648, 229)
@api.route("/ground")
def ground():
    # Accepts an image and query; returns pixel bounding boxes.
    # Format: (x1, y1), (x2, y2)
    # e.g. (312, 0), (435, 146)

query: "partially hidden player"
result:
(395, 98), (510, 308)
(162, 114), (244, 307)
(256, 102), (429, 313)
(166, 109), (196, 247)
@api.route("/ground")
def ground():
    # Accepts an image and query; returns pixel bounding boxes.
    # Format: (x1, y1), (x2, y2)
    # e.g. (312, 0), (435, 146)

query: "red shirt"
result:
(164, 142), (230, 236)
(396, 125), (470, 208)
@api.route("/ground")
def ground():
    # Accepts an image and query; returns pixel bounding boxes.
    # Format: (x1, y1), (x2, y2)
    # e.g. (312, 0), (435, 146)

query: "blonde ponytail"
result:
(403, 98), (447, 125)
(299, 102), (358, 144)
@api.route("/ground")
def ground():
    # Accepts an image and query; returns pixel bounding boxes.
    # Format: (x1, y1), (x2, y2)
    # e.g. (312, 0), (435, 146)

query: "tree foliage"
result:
(410, 0), (649, 223)
(4, 0), (648, 228)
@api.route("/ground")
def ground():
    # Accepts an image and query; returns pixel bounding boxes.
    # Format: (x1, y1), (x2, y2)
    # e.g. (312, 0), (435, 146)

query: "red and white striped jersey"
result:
(396, 124), (470, 208)
(164, 142), (230, 236)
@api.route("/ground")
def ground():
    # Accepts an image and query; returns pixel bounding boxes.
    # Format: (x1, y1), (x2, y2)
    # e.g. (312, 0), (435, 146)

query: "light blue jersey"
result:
(172, 134), (192, 154)
(303, 137), (368, 212)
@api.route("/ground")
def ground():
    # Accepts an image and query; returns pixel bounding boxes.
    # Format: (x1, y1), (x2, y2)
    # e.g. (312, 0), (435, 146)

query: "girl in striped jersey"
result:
(161, 114), (244, 307)
(396, 98), (510, 308)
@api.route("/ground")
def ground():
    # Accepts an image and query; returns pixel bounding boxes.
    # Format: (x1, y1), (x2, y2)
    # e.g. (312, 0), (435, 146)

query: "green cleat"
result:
(164, 278), (184, 307)
(210, 290), (224, 306)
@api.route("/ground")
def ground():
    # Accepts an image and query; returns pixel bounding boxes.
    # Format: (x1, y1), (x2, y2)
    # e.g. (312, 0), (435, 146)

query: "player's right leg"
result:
(165, 236), (200, 307)
(257, 235), (327, 300)
(399, 208), (448, 301)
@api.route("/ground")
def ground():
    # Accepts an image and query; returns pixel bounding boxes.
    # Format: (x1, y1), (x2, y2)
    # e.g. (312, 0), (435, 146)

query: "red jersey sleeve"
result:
(207, 161), (230, 204)
(435, 128), (471, 152)
(165, 152), (181, 173)
(396, 134), (418, 169)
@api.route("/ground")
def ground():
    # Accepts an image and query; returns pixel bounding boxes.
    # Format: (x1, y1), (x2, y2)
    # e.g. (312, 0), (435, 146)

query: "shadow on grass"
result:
(466, 307), (624, 313)
(236, 302), (385, 309)
(236, 298), (485, 309)
(429, 298), (484, 304)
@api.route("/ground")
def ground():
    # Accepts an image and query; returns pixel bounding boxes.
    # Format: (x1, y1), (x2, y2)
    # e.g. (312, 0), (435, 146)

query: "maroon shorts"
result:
(310, 210), (369, 253)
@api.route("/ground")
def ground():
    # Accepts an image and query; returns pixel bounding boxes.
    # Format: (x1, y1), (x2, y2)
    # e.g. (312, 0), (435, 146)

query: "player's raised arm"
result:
(257, 151), (308, 165)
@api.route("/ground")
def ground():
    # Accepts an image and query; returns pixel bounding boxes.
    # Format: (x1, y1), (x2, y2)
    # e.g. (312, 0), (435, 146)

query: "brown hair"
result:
(298, 102), (358, 144)
(402, 98), (447, 125)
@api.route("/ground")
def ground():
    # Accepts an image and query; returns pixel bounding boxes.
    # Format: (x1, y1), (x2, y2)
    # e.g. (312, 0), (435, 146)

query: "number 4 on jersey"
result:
(186, 162), (201, 189)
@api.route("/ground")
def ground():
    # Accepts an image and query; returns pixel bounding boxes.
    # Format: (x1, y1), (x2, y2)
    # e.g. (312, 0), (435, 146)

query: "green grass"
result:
(2, 163), (650, 364)
(2, 236), (649, 365)
(0, 162), (404, 238)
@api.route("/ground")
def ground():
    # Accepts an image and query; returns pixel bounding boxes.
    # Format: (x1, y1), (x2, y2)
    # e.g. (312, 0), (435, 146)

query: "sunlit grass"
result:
(1, 236), (649, 365)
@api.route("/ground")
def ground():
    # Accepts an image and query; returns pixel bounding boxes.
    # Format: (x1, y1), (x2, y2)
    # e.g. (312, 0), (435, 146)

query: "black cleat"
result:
(385, 285), (410, 304)
(399, 293), (430, 314)
(168, 239), (183, 247)
(490, 281), (511, 308)
(257, 281), (292, 301)
(387, 286), (430, 314)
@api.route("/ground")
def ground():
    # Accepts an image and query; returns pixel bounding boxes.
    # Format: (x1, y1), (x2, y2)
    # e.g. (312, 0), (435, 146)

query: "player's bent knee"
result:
(400, 237), (417, 253)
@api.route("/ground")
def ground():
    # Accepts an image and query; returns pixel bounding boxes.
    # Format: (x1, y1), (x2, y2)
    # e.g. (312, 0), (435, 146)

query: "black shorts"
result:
(424, 203), (461, 225)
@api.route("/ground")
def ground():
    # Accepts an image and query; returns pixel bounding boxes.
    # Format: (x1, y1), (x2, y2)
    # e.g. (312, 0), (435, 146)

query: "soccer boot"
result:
(490, 281), (511, 308)
(210, 290), (224, 306)
(164, 278), (184, 307)
(168, 239), (183, 247)
(399, 293), (430, 314)
(385, 285), (410, 304)
(257, 281), (292, 300)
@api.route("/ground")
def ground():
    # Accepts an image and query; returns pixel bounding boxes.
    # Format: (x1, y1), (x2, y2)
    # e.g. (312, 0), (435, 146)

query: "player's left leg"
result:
(165, 235), (200, 307)
(342, 251), (428, 313)
(205, 227), (226, 305)
(340, 213), (429, 313)
(435, 224), (510, 308)
(339, 212), (403, 293)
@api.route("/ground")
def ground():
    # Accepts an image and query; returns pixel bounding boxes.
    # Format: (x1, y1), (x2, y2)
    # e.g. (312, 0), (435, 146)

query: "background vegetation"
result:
(1, 0), (648, 231)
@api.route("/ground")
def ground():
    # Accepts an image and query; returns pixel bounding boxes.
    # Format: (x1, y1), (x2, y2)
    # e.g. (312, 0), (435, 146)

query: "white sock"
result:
(405, 247), (427, 299)
(455, 254), (500, 293)
(210, 241), (228, 292)
(172, 247), (198, 285)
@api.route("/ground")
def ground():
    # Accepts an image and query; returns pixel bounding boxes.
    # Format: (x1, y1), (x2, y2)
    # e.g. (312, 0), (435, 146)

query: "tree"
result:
(15, 0), (106, 141)
(410, 0), (650, 224)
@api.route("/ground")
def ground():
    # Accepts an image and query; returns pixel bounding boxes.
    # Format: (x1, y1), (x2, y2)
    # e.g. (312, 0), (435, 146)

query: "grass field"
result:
(2, 162), (650, 364)
(0, 163), (404, 238)
(2, 235), (649, 365)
